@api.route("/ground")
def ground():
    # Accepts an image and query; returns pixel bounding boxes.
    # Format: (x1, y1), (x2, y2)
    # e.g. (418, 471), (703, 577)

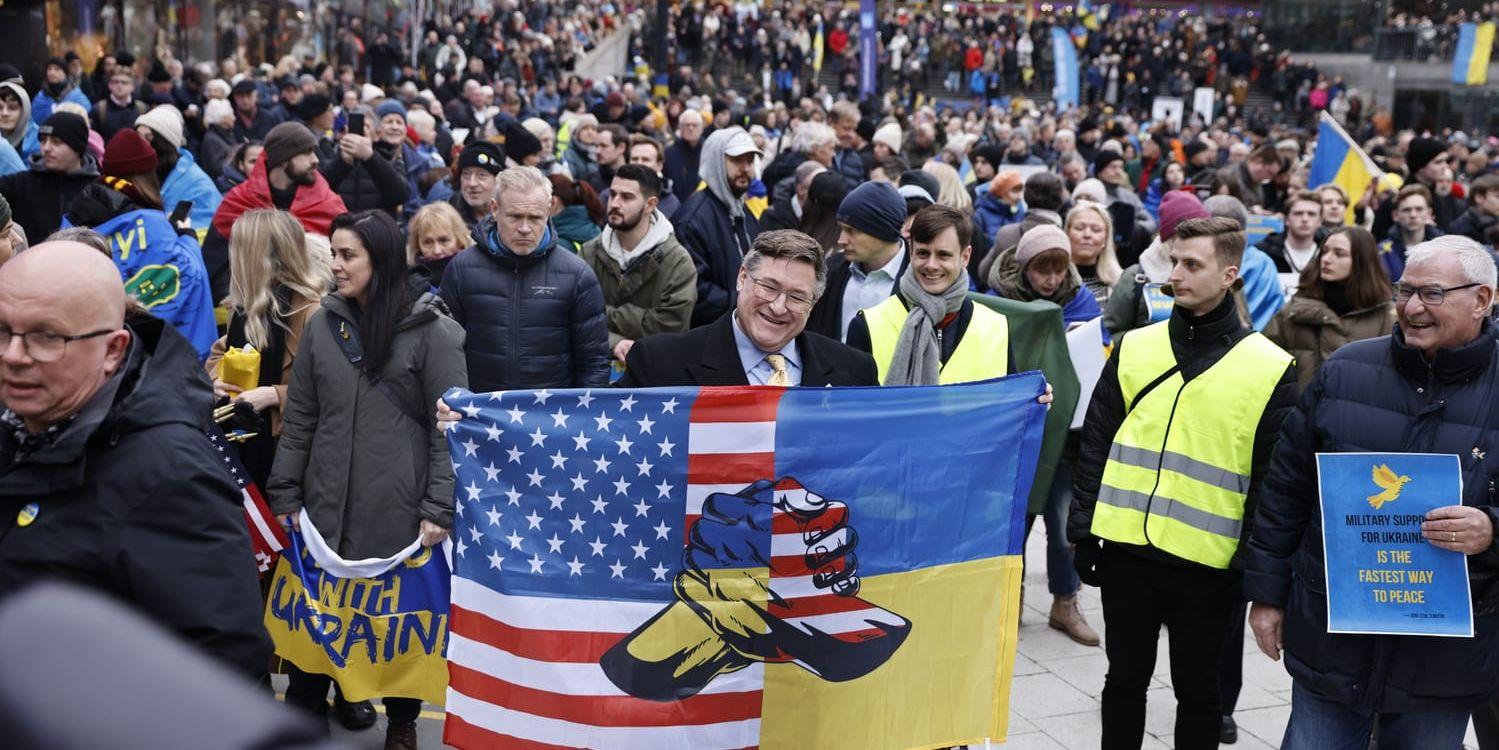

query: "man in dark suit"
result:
(620, 229), (878, 387)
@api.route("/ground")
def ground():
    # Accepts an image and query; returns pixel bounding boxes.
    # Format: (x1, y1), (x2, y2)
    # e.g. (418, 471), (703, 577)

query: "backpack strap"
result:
(323, 311), (431, 430)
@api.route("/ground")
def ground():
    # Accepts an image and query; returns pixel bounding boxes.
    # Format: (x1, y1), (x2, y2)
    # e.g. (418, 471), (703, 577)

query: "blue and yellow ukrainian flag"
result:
(1309, 111), (1381, 226)
(1452, 22), (1496, 86)
(813, 19), (826, 75)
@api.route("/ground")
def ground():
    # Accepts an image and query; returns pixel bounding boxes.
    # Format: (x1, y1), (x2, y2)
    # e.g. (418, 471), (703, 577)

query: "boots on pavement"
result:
(1048, 595), (1101, 646)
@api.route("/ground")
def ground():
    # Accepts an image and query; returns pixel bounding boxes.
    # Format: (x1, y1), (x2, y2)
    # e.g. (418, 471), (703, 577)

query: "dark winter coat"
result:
(663, 138), (704, 204)
(674, 189), (761, 327)
(198, 125), (243, 180)
(0, 315), (271, 677)
(439, 216), (611, 392)
(1246, 323), (1499, 713)
(321, 149), (412, 218)
(268, 279), (468, 559)
(1449, 207), (1498, 245)
(0, 152), (102, 239)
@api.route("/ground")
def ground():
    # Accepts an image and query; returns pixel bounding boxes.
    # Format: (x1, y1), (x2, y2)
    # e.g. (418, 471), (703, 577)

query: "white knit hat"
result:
(136, 105), (185, 150)
(873, 122), (902, 153)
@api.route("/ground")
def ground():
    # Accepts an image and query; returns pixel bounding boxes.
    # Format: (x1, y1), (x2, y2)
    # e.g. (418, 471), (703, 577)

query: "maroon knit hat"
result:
(102, 129), (158, 177)
(1159, 190), (1210, 241)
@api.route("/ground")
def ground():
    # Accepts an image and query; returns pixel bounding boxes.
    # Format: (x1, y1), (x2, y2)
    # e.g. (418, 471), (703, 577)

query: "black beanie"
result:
(39, 113), (89, 159)
(1406, 137), (1448, 177)
(836, 181), (907, 243)
(458, 141), (504, 175)
(1093, 150), (1125, 176)
(147, 60), (172, 83)
(503, 123), (543, 165)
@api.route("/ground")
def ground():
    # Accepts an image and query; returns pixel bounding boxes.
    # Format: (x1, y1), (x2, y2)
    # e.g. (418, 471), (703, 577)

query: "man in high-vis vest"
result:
(846, 205), (1010, 385)
(1068, 216), (1298, 750)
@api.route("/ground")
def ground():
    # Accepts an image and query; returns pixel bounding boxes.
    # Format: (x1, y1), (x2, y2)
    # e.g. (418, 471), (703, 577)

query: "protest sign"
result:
(1317, 453), (1473, 637)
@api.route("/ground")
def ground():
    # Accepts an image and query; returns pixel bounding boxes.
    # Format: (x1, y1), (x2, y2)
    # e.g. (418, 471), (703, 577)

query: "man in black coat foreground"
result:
(620, 229), (877, 388)
(0, 242), (270, 679)
(1246, 235), (1499, 748)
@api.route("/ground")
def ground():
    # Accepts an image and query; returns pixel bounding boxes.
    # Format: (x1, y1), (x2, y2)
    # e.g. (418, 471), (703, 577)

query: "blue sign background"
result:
(1317, 453), (1473, 636)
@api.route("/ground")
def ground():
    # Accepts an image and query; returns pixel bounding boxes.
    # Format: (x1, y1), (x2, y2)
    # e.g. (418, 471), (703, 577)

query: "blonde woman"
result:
(921, 160), (972, 216)
(1065, 201), (1122, 305)
(406, 201), (471, 282)
(206, 208), (331, 487)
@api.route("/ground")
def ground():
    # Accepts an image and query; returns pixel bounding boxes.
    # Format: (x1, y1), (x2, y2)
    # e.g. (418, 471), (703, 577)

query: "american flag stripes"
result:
(207, 428), (287, 576)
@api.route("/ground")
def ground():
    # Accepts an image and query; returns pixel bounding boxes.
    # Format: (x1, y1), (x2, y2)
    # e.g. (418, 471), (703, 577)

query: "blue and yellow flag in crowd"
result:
(1309, 111), (1381, 226)
(1452, 22), (1496, 86)
(71, 204), (218, 358)
(264, 515), (451, 705)
(440, 375), (1047, 749)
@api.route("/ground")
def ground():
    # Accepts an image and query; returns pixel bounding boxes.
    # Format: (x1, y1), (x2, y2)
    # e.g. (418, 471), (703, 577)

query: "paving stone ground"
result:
(275, 528), (1483, 749)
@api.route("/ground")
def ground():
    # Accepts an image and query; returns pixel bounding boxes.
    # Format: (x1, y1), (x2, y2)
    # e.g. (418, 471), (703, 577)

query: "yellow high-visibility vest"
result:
(863, 295), (1009, 384)
(1091, 320), (1292, 568)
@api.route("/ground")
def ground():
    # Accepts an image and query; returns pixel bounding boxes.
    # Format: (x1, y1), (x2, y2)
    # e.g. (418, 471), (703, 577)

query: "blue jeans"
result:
(1024, 461), (1081, 597)
(1282, 682), (1469, 750)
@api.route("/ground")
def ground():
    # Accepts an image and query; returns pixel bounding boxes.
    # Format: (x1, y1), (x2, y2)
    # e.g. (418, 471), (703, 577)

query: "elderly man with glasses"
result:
(1246, 234), (1499, 749)
(618, 229), (878, 388)
(0, 241), (270, 678)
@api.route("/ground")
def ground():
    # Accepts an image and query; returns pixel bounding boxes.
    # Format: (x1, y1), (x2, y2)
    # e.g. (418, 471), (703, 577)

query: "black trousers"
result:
(1221, 600), (1247, 716)
(284, 663), (422, 724)
(1099, 545), (1238, 750)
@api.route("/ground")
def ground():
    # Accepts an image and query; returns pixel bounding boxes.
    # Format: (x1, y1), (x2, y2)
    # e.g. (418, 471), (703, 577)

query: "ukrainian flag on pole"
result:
(1309, 111), (1381, 226)
(1452, 22), (1496, 86)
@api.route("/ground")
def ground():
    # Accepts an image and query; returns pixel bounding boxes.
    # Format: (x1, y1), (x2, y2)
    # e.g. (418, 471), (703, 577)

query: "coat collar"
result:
(1391, 319), (1496, 385)
(686, 314), (840, 386)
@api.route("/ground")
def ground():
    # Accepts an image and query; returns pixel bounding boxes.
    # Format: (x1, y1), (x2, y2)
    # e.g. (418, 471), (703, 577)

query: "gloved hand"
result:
(1073, 536), (1105, 587)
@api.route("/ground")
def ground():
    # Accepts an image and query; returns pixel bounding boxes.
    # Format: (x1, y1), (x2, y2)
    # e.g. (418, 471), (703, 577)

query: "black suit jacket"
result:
(804, 248), (912, 341)
(617, 313), (878, 387)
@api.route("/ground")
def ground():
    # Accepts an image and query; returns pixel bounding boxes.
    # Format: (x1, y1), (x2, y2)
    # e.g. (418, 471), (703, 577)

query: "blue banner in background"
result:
(859, 0), (877, 99)
(1051, 27), (1079, 111)
(1317, 453), (1474, 637)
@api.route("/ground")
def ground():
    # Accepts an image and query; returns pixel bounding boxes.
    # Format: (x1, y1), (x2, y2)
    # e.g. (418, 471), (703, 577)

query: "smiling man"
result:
(847, 205), (1009, 386)
(1246, 235), (1499, 749)
(1070, 216), (1298, 749)
(619, 229), (876, 387)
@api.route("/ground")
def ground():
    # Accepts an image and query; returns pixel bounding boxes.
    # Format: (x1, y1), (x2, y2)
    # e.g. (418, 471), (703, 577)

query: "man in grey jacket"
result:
(440, 166), (610, 392)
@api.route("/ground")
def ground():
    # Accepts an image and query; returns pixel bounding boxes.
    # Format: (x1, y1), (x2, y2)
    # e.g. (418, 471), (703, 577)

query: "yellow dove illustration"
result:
(1367, 464), (1412, 510)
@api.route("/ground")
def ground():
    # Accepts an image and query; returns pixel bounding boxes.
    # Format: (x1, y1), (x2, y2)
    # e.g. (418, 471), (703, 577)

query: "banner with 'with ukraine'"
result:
(440, 374), (1048, 750)
(264, 512), (451, 705)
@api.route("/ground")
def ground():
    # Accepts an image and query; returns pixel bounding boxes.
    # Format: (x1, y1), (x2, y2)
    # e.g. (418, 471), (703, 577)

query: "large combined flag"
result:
(441, 375), (1048, 749)
(206, 427), (288, 577)
(1308, 111), (1381, 226)
(1452, 22), (1496, 86)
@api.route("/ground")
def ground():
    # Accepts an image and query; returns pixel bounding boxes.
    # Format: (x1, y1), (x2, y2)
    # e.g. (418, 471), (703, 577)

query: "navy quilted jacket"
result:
(439, 216), (610, 392)
(1246, 322), (1499, 713)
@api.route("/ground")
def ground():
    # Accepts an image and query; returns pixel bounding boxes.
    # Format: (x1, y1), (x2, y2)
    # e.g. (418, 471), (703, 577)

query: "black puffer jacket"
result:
(321, 148), (411, 218)
(1246, 323), (1499, 714)
(439, 216), (610, 392)
(0, 315), (270, 677)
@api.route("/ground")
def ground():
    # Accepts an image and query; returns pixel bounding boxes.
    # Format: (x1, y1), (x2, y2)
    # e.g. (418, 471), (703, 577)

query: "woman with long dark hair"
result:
(798, 171), (849, 256)
(268, 210), (466, 748)
(1265, 226), (1395, 388)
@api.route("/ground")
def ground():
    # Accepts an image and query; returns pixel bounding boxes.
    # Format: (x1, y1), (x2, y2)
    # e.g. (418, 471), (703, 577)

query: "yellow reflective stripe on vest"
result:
(1092, 320), (1292, 568)
(864, 296), (1009, 384)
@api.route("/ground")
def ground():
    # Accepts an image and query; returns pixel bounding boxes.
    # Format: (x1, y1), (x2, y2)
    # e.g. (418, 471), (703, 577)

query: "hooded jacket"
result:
(161, 148), (223, 237)
(64, 183), (218, 357)
(268, 276), (468, 559)
(29, 82), (91, 126)
(438, 215), (610, 392)
(0, 315), (271, 678)
(0, 139), (22, 178)
(578, 210), (697, 350)
(1246, 323), (1499, 714)
(972, 183), (1026, 251)
(674, 128), (761, 326)
(0, 151), (101, 239)
(0, 82), (39, 159)
(988, 245), (1104, 328)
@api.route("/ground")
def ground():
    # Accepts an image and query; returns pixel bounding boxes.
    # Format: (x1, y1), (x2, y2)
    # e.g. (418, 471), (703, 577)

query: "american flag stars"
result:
(447, 389), (693, 596)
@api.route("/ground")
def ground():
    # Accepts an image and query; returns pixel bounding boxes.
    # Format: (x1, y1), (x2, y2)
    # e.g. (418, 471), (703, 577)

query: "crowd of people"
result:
(4, 2), (1499, 749)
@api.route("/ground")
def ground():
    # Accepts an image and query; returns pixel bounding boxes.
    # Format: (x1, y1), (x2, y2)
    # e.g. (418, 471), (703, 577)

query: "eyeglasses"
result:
(746, 273), (815, 312)
(0, 326), (117, 362)
(1393, 283), (1482, 306)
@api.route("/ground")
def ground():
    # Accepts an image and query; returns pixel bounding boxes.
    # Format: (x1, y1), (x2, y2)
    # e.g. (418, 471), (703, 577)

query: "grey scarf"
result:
(884, 265), (969, 386)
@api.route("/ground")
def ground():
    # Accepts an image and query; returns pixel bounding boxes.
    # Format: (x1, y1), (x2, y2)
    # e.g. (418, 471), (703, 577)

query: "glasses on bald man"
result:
(0, 326), (118, 363)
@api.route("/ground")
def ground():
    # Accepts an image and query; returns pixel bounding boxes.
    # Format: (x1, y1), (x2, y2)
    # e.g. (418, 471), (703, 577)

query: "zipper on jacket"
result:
(511, 265), (521, 389)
